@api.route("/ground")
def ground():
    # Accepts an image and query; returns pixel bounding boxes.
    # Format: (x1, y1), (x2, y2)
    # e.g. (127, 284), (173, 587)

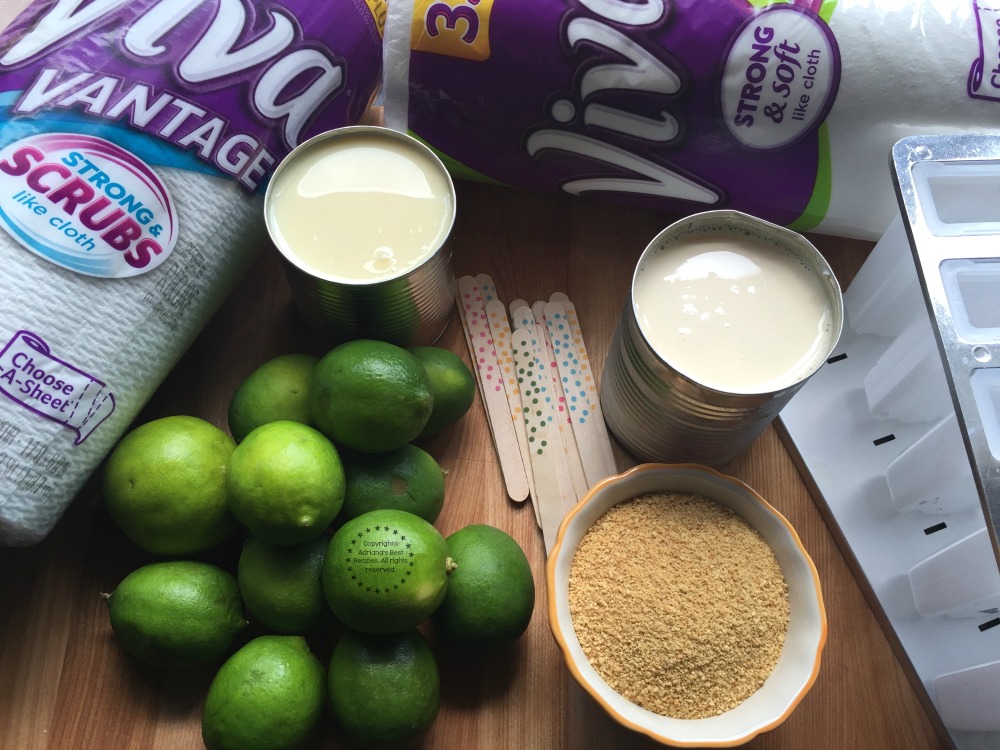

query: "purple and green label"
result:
(969, 0), (1000, 101)
(403, 0), (840, 230)
(0, 330), (115, 445)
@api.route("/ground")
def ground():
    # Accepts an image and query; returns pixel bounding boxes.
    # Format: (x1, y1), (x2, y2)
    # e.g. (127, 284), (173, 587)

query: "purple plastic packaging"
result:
(384, 0), (1000, 240)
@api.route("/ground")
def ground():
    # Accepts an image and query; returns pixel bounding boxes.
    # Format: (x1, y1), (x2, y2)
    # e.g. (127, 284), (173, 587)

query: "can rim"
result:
(629, 209), (845, 397)
(263, 124), (457, 287)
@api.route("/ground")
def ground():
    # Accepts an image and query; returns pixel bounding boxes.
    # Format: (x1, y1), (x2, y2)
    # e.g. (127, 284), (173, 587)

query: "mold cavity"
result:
(941, 259), (1000, 342)
(970, 368), (1000, 460)
(913, 159), (1000, 235)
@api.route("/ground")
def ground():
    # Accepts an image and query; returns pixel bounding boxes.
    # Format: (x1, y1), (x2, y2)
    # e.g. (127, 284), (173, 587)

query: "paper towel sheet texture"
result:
(0, 167), (261, 545)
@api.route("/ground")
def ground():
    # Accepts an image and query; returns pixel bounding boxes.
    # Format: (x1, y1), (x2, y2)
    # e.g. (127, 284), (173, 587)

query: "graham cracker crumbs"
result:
(567, 491), (790, 720)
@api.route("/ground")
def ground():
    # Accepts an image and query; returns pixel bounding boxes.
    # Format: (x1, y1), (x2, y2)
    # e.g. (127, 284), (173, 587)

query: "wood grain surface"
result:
(0, 176), (947, 750)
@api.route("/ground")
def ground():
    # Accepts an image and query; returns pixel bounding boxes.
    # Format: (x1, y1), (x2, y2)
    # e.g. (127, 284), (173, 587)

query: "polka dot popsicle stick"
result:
(475, 273), (497, 304)
(511, 327), (564, 554)
(456, 274), (530, 503)
(531, 300), (588, 506)
(478, 274), (537, 512)
(510, 305), (554, 460)
(510, 304), (577, 516)
(478, 275), (536, 502)
(545, 297), (618, 485)
(485, 299), (538, 520)
(455, 276), (484, 402)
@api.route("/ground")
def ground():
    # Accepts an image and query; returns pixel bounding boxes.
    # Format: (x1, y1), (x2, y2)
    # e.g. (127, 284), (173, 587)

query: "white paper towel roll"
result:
(0, 169), (260, 545)
(822, 1), (987, 238)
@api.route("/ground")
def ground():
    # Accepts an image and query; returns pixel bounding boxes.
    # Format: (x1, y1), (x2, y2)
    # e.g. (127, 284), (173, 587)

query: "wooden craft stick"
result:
(485, 299), (539, 523)
(531, 300), (588, 506)
(512, 327), (565, 553)
(456, 275), (530, 503)
(455, 276), (486, 402)
(509, 302), (550, 525)
(510, 304), (577, 516)
(545, 296), (618, 484)
(478, 275), (537, 515)
(509, 298), (530, 322)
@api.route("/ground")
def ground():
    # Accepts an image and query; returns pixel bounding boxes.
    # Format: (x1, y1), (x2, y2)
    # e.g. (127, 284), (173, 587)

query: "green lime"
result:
(237, 535), (331, 634)
(340, 444), (446, 524)
(227, 353), (318, 442)
(328, 629), (439, 748)
(431, 524), (535, 652)
(309, 340), (433, 453)
(102, 415), (237, 555)
(227, 421), (345, 545)
(408, 345), (476, 438)
(322, 509), (451, 634)
(202, 635), (325, 750)
(106, 561), (246, 668)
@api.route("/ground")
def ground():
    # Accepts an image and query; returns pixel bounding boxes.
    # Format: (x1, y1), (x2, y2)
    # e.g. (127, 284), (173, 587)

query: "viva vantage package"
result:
(383, 0), (1000, 240)
(0, 0), (384, 545)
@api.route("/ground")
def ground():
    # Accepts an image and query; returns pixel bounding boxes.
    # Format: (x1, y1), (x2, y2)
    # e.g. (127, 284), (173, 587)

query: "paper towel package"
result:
(383, 0), (1000, 240)
(0, 0), (384, 545)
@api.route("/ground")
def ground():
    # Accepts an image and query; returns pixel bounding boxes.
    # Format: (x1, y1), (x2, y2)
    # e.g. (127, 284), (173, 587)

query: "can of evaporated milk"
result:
(600, 210), (844, 467)
(264, 125), (457, 347)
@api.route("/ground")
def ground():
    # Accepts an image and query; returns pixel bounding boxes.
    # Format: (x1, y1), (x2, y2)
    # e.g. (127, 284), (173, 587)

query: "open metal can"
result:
(264, 125), (457, 347)
(600, 210), (844, 467)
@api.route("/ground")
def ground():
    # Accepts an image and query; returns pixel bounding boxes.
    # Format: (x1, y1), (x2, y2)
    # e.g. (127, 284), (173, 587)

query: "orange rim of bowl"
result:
(545, 462), (828, 748)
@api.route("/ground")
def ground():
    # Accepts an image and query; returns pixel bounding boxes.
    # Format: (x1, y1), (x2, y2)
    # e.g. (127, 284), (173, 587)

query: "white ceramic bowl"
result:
(546, 463), (827, 747)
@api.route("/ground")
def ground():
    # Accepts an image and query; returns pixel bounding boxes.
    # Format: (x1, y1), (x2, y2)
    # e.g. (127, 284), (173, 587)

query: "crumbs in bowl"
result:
(567, 491), (789, 719)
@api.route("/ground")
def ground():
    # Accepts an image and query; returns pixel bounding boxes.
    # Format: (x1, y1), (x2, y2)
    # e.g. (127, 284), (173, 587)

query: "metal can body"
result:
(264, 126), (457, 347)
(281, 239), (455, 347)
(600, 210), (844, 467)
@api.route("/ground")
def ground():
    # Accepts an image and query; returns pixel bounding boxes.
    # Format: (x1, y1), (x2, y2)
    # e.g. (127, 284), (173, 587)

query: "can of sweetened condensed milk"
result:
(264, 126), (457, 347)
(600, 210), (844, 467)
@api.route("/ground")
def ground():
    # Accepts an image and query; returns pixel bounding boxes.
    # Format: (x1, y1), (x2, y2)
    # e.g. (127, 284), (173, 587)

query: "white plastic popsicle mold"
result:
(778, 133), (1000, 750)
(909, 528), (1000, 619)
(935, 661), (1000, 733)
(887, 412), (980, 516)
(862, 313), (953, 423)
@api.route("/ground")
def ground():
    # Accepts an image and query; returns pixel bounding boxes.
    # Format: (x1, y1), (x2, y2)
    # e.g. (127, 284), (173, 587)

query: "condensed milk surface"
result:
(267, 130), (454, 283)
(634, 233), (837, 394)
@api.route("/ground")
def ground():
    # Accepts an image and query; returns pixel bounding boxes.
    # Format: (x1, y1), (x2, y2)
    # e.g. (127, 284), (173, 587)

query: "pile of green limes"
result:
(100, 340), (535, 750)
